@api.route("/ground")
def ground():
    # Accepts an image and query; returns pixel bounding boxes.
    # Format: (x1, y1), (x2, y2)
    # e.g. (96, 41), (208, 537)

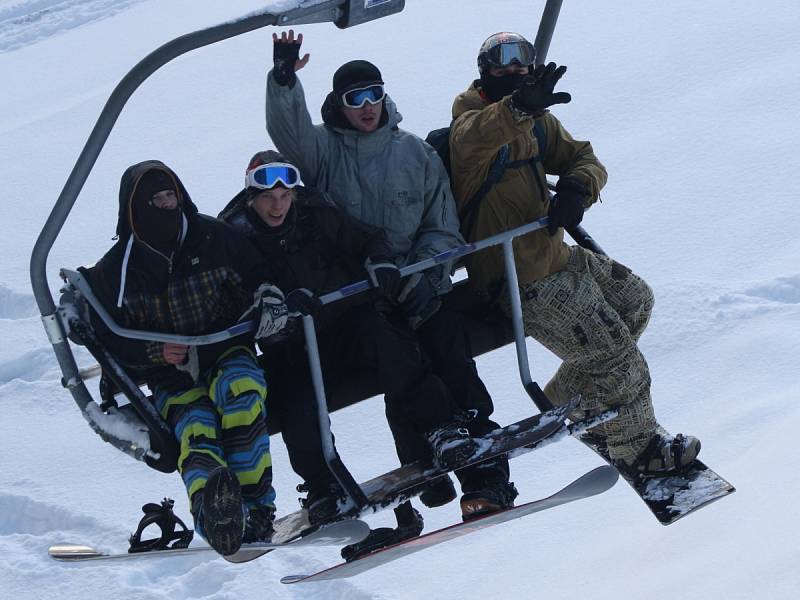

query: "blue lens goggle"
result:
(246, 162), (301, 190)
(342, 84), (386, 109)
(488, 40), (536, 68)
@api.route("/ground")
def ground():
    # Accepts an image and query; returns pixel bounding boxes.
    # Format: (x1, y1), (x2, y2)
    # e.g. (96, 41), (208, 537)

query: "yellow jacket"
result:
(450, 82), (608, 293)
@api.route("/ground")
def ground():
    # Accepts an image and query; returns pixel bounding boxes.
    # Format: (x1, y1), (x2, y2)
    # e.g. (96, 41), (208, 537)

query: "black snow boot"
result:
(460, 479), (519, 521)
(425, 421), (479, 471)
(628, 432), (701, 474)
(301, 478), (346, 526)
(340, 502), (424, 562)
(243, 504), (275, 544)
(419, 474), (457, 508)
(194, 467), (245, 556)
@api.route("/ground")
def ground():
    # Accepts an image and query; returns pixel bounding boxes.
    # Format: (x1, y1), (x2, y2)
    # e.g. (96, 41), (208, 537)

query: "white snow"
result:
(1, 0), (799, 598)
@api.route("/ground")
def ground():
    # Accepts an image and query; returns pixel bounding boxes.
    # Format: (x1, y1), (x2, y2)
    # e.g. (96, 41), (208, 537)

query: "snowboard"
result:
(48, 518), (370, 564)
(281, 465), (619, 583)
(578, 426), (735, 525)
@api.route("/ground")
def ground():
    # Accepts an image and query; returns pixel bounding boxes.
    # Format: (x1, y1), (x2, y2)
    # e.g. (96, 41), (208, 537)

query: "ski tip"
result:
(49, 544), (104, 560)
(280, 574), (309, 584)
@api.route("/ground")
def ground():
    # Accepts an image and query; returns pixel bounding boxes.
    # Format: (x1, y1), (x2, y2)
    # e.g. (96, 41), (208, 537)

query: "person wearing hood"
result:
(79, 161), (290, 556)
(220, 151), (481, 560)
(449, 32), (701, 474)
(265, 30), (519, 523)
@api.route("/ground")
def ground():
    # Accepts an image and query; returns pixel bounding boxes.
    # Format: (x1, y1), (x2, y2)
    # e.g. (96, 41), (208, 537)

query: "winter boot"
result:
(194, 467), (245, 556)
(460, 479), (519, 521)
(628, 432), (701, 474)
(419, 474), (457, 508)
(243, 505), (275, 544)
(301, 478), (346, 526)
(425, 422), (479, 471)
(340, 502), (424, 562)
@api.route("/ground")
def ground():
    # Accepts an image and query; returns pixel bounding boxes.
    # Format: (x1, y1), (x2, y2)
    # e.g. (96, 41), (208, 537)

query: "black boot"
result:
(194, 467), (245, 556)
(340, 502), (424, 562)
(627, 432), (701, 474)
(419, 475), (457, 508)
(243, 505), (275, 544)
(425, 422), (478, 470)
(460, 479), (519, 522)
(301, 478), (346, 526)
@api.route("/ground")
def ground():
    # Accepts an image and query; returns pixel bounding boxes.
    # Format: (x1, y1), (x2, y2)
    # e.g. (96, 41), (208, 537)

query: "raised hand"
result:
(272, 29), (311, 86)
(511, 62), (572, 114)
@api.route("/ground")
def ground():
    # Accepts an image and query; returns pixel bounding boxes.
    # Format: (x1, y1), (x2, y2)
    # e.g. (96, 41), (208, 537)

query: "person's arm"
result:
(265, 30), (327, 186)
(406, 146), (465, 291)
(539, 111), (608, 204)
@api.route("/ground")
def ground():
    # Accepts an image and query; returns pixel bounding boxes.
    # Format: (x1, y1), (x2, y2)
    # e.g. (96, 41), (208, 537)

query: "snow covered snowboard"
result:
(48, 518), (370, 564)
(578, 426), (735, 525)
(281, 466), (619, 583)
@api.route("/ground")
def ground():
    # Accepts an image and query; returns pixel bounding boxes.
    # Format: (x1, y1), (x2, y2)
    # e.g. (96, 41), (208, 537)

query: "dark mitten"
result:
(273, 38), (302, 86)
(548, 177), (588, 235)
(511, 62), (572, 114)
(365, 257), (402, 300)
(286, 288), (323, 317)
(397, 273), (441, 330)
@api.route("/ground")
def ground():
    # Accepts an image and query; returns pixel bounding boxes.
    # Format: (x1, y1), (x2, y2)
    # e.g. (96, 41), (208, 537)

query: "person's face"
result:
(252, 186), (294, 227)
(342, 100), (383, 133)
(151, 189), (178, 210)
(488, 64), (530, 77)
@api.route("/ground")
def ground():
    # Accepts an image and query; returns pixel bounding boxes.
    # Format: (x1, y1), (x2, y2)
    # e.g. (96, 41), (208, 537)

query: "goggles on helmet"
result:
(341, 84), (386, 109)
(484, 39), (536, 69)
(245, 162), (301, 190)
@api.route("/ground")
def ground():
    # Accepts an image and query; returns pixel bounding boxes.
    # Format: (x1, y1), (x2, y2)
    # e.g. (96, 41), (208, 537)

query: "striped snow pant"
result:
(153, 346), (275, 516)
(502, 245), (658, 464)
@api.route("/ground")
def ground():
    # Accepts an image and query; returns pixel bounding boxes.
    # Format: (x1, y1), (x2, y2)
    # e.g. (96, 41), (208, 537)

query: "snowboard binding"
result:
(128, 498), (194, 553)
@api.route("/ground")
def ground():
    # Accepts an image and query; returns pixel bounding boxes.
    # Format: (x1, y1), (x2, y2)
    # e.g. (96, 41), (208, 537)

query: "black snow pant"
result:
(260, 303), (457, 489)
(397, 306), (511, 492)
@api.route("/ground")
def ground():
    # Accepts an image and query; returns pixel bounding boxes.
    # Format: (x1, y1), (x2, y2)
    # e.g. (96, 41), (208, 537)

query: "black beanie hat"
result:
(332, 60), (383, 97)
(134, 169), (178, 206)
(246, 149), (288, 172)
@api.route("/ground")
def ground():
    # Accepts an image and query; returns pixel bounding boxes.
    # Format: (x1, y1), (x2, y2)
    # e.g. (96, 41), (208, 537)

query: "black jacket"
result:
(219, 186), (395, 340)
(81, 161), (266, 387)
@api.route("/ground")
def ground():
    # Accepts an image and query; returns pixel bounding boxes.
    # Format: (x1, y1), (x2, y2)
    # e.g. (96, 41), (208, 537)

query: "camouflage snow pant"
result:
(502, 246), (658, 464)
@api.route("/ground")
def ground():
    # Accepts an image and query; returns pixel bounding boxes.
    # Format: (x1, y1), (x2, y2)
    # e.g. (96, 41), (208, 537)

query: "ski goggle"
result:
(341, 84), (386, 109)
(245, 162), (301, 190)
(485, 40), (536, 68)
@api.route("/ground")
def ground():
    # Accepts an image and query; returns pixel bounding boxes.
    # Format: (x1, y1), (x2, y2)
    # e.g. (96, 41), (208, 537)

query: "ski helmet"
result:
(477, 32), (536, 74)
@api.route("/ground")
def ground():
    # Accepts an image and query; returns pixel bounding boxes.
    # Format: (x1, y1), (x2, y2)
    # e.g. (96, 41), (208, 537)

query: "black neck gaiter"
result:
(480, 72), (526, 103)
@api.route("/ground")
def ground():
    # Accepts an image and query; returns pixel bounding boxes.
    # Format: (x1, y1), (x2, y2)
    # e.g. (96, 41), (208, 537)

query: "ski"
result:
(578, 426), (735, 525)
(48, 518), (370, 564)
(281, 465), (619, 583)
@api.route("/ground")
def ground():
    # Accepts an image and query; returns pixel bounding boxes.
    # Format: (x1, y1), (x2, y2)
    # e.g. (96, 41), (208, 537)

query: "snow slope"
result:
(1, 1), (799, 598)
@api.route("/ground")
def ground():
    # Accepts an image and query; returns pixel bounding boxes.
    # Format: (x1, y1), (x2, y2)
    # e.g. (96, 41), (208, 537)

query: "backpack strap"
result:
(459, 119), (549, 236)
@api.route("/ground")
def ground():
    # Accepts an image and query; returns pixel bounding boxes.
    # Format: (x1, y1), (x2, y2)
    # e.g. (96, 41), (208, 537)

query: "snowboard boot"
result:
(194, 467), (245, 556)
(425, 422), (479, 471)
(419, 474), (457, 508)
(243, 504), (275, 544)
(340, 502), (424, 562)
(301, 478), (346, 526)
(460, 479), (519, 522)
(627, 432), (701, 474)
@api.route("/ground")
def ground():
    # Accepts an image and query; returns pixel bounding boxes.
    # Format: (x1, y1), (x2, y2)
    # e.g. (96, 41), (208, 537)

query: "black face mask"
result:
(132, 201), (181, 254)
(480, 71), (526, 103)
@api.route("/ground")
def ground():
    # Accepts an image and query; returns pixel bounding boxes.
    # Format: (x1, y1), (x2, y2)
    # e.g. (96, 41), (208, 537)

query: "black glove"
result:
(548, 177), (588, 235)
(251, 283), (289, 339)
(286, 288), (323, 317)
(511, 62), (572, 115)
(273, 37), (302, 86)
(397, 273), (442, 330)
(365, 257), (402, 300)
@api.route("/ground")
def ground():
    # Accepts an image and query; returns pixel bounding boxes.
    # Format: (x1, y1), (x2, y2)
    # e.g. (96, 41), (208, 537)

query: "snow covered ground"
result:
(1, 0), (799, 598)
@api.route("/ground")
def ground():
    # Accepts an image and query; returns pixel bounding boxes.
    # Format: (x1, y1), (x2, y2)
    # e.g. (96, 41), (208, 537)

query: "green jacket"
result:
(450, 82), (608, 293)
